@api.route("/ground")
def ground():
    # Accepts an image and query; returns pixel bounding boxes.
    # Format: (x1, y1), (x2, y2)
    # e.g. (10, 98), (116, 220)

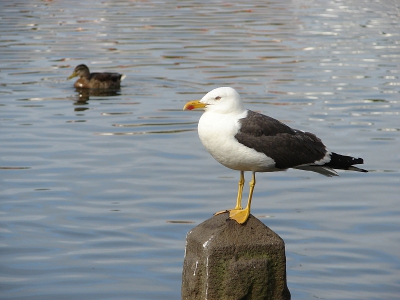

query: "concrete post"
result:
(182, 212), (290, 300)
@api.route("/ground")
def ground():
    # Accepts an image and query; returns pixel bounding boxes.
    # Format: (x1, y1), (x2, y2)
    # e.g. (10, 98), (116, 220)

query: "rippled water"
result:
(1, 0), (399, 299)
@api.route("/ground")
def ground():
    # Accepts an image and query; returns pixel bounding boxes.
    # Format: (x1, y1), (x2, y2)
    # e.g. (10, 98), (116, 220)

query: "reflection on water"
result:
(74, 88), (122, 102)
(1, 0), (399, 299)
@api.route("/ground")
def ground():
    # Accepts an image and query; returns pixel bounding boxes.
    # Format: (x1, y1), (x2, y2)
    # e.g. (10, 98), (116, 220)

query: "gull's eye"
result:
(215, 96), (221, 101)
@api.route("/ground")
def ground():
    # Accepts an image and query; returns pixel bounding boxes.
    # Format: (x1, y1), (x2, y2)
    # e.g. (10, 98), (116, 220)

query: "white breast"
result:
(198, 110), (276, 172)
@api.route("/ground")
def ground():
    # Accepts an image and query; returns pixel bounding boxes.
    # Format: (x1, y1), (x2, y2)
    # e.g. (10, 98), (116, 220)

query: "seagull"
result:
(183, 87), (367, 224)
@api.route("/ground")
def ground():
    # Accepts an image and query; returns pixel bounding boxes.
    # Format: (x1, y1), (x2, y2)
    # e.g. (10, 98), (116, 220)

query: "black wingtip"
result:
(348, 166), (368, 173)
(326, 153), (367, 173)
(353, 157), (364, 165)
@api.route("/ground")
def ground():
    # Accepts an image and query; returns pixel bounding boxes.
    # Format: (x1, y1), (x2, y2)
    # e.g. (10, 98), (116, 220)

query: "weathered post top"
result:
(182, 212), (291, 300)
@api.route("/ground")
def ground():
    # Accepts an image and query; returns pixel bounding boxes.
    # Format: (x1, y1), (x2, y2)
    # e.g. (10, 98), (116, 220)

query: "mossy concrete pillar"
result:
(182, 212), (290, 300)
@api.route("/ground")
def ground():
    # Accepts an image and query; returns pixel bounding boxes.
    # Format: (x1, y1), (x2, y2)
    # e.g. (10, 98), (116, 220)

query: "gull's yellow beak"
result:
(183, 100), (207, 111)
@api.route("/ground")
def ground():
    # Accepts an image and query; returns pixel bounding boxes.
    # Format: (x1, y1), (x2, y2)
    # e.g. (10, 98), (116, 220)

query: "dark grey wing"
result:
(235, 110), (328, 169)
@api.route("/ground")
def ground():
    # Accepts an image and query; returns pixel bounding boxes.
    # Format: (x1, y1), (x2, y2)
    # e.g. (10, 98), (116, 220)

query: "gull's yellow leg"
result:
(214, 171), (245, 215)
(229, 172), (256, 224)
(233, 171), (245, 210)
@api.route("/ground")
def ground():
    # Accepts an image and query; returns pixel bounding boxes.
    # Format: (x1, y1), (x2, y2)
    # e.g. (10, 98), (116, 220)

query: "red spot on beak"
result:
(187, 105), (195, 110)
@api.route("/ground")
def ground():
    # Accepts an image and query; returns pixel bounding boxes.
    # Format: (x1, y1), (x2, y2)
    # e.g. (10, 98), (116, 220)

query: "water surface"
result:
(1, 0), (399, 299)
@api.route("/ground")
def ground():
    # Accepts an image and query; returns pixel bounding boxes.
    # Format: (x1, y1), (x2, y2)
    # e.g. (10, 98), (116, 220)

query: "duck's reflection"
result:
(73, 88), (121, 105)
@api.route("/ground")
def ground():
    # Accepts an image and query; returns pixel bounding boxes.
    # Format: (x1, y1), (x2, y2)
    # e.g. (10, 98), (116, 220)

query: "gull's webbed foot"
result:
(228, 208), (250, 224)
(214, 209), (229, 216)
(214, 207), (249, 224)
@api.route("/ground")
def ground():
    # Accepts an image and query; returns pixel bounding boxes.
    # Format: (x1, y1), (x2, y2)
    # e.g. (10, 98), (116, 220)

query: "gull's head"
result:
(183, 87), (245, 114)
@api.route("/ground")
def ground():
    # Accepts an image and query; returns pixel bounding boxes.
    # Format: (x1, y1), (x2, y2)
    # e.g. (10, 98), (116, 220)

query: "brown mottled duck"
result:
(67, 64), (126, 89)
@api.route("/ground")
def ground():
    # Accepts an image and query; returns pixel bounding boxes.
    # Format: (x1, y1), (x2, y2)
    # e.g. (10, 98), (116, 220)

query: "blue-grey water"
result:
(1, 0), (399, 299)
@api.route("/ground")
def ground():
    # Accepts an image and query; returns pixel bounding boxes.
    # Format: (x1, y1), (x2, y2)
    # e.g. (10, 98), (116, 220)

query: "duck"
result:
(67, 64), (126, 89)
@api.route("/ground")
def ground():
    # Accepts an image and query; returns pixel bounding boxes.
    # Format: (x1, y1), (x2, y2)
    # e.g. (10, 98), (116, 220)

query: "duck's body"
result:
(68, 64), (126, 89)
